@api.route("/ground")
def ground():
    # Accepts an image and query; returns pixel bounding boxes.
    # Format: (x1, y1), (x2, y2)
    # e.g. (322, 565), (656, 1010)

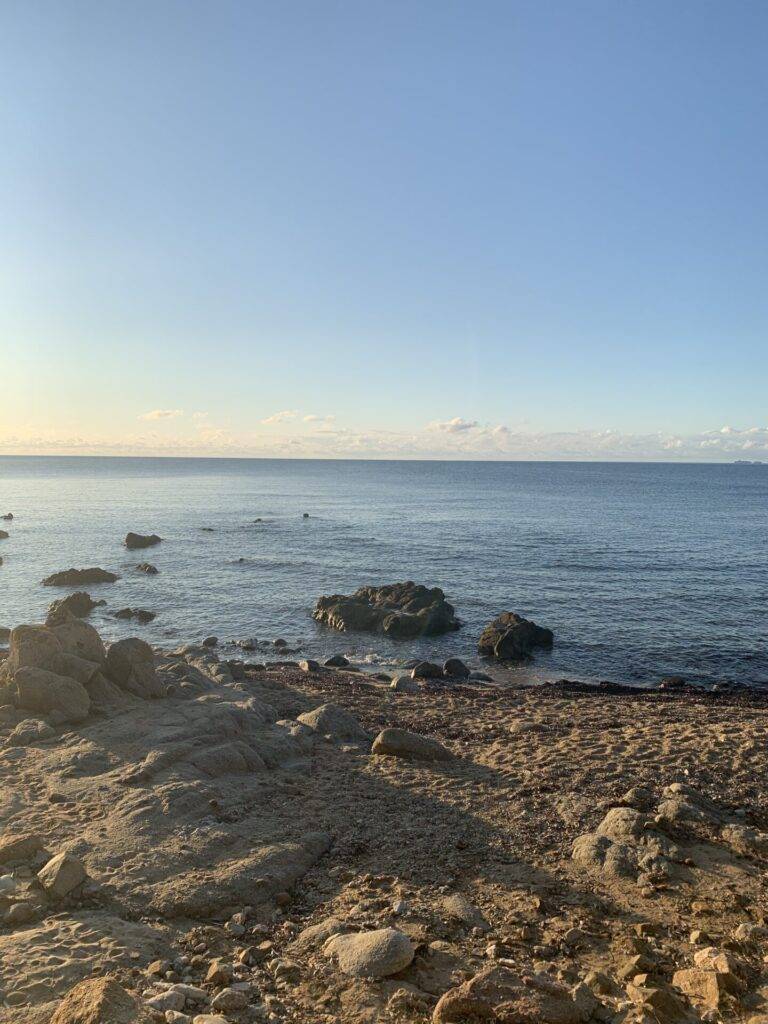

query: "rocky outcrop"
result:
(105, 638), (164, 699)
(433, 966), (596, 1023)
(42, 568), (119, 587)
(313, 582), (460, 638)
(477, 611), (553, 660)
(47, 592), (105, 619)
(124, 532), (162, 550)
(10, 667), (91, 724)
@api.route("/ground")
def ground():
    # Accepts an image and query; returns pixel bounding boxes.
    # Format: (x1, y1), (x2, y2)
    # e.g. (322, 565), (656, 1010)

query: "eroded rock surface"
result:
(313, 582), (460, 638)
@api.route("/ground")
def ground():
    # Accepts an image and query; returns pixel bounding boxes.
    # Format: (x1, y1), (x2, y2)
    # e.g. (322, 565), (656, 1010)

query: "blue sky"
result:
(1, 0), (767, 459)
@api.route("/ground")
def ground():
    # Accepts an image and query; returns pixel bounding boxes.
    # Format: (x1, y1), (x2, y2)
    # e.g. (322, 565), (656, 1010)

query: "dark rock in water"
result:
(114, 608), (156, 624)
(1, 513), (12, 520)
(266, 660), (299, 669)
(0, 556), (3, 567)
(0, 626), (10, 643)
(200, 527), (215, 532)
(0, 530), (8, 540)
(124, 532), (162, 550)
(411, 661), (443, 680)
(274, 638), (288, 648)
(443, 657), (470, 679)
(470, 671), (493, 682)
(202, 636), (218, 648)
(325, 654), (350, 668)
(42, 567), (119, 587)
(302, 513), (310, 519)
(236, 638), (257, 651)
(313, 582), (461, 639)
(299, 659), (322, 672)
(47, 592), (105, 620)
(658, 675), (686, 691)
(136, 562), (158, 575)
(478, 611), (553, 661)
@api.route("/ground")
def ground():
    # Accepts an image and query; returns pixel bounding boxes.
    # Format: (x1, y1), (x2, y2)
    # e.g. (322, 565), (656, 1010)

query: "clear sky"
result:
(1, 0), (767, 460)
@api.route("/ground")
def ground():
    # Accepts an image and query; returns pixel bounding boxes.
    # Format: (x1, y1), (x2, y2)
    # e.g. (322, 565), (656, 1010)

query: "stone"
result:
(146, 991), (185, 1012)
(202, 636), (218, 647)
(4, 901), (36, 925)
(42, 567), (119, 587)
(390, 675), (419, 694)
(372, 727), (453, 761)
(11, 666), (91, 724)
(6, 717), (55, 746)
(0, 833), (44, 864)
(192, 1017), (228, 1024)
(440, 893), (489, 930)
(297, 703), (369, 742)
(37, 852), (87, 897)
(672, 968), (738, 1009)
(136, 563), (159, 575)
(411, 661), (443, 680)
(478, 611), (554, 660)
(5, 624), (65, 675)
(205, 959), (233, 985)
(0, 529), (8, 539)
(324, 927), (415, 978)
(125, 532), (162, 549)
(114, 608), (157, 624)
(625, 982), (690, 1023)
(211, 988), (248, 1012)
(313, 581), (460, 638)
(106, 638), (165, 699)
(299, 659), (322, 672)
(325, 655), (349, 667)
(47, 592), (104, 619)
(433, 965), (596, 1023)
(49, 977), (152, 1024)
(290, 916), (350, 951)
(47, 611), (106, 665)
(443, 658), (470, 679)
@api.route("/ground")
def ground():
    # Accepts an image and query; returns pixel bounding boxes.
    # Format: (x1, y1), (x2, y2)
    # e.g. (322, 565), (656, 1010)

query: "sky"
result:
(1, 0), (767, 461)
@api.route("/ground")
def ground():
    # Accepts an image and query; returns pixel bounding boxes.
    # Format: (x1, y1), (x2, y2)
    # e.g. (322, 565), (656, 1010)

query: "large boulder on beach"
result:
(3, 624), (65, 676)
(124, 532), (162, 550)
(47, 592), (105, 620)
(42, 568), (119, 587)
(313, 581), (460, 638)
(10, 666), (91, 723)
(477, 611), (553, 660)
(105, 637), (164, 699)
(372, 727), (453, 761)
(47, 610), (106, 665)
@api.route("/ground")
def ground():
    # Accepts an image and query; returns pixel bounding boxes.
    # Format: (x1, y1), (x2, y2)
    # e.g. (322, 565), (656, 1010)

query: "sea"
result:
(1, 457), (766, 688)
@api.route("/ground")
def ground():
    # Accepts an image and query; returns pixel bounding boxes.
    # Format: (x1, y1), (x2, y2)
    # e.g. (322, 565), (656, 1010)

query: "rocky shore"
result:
(1, 613), (767, 1024)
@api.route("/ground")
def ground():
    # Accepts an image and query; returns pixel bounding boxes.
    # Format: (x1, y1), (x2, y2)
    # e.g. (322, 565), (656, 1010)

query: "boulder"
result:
(313, 581), (460, 638)
(42, 568), (119, 587)
(440, 893), (489, 929)
(114, 608), (156, 624)
(443, 658), (470, 679)
(0, 833), (44, 865)
(411, 661), (443, 680)
(325, 654), (350, 667)
(47, 592), (104, 619)
(6, 718), (55, 746)
(5, 624), (65, 675)
(433, 965), (596, 1023)
(135, 562), (158, 574)
(372, 727), (453, 761)
(478, 611), (553, 660)
(47, 611), (106, 665)
(297, 703), (369, 743)
(324, 927), (415, 978)
(106, 638), (164, 699)
(390, 675), (420, 694)
(672, 968), (737, 1010)
(37, 852), (87, 898)
(124, 532), (162, 550)
(49, 976), (151, 1024)
(290, 916), (351, 952)
(0, 530), (8, 540)
(1, 513), (11, 520)
(299, 659), (322, 672)
(11, 666), (91, 724)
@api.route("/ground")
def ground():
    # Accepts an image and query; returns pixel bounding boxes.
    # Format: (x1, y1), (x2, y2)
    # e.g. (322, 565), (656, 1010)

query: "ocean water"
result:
(0, 456), (766, 688)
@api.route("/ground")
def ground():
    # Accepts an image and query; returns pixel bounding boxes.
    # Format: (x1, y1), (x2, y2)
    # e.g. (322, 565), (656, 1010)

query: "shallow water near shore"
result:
(0, 456), (766, 688)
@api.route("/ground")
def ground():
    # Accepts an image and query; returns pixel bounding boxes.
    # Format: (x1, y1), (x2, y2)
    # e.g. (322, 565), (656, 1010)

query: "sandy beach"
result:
(1, 615), (766, 1023)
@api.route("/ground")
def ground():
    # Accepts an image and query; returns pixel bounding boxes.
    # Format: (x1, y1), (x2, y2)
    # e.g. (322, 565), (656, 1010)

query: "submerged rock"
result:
(114, 608), (156, 624)
(47, 592), (105, 619)
(478, 611), (553, 660)
(124, 532), (162, 550)
(135, 562), (159, 575)
(42, 567), (119, 587)
(313, 581), (460, 638)
(0, 530), (9, 540)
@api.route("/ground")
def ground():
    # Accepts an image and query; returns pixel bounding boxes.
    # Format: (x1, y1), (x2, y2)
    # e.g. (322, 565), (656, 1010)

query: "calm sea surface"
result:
(0, 457), (766, 687)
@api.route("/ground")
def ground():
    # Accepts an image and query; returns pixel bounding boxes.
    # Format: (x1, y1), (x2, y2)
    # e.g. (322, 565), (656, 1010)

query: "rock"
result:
(192, 1017), (228, 1024)
(211, 988), (248, 1012)
(1, 513), (12, 520)
(290, 916), (351, 952)
(42, 567), (119, 587)
(6, 717), (55, 746)
(205, 959), (233, 985)
(124, 532), (162, 550)
(297, 703), (369, 742)
(443, 658), (470, 679)
(202, 636), (218, 648)
(0, 833), (44, 864)
(313, 581), (460, 638)
(146, 990), (185, 1012)
(324, 927), (415, 978)
(478, 611), (554, 660)
(50, 977), (152, 1024)
(325, 655), (349, 667)
(114, 608), (157, 624)
(4, 624), (65, 675)
(47, 611), (106, 664)
(299, 659), (322, 672)
(433, 965), (597, 1023)
(47, 592), (104, 619)
(106, 638), (165, 699)
(625, 981), (690, 1023)
(390, 675), (419, 693)
(136, 563), (159, 574)
(372, 727), (453, 761)
(4, 901), (36, 926)
(672, 967), (738, 1009)
(411, 661), (443, 680)
(440, 893), (489, 929)
(11, 667), (91, 724)
(0, 625), (10, 643)
(0, 530), (8, 539)
(37, 852), (88, 898)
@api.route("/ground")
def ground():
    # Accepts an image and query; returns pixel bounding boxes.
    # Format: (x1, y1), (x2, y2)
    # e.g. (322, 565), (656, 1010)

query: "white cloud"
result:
(303, 414), (336, 425)
(429, 417), (480, 433)
(260, 410), (297, 425)
(138, 409), (184, 421)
